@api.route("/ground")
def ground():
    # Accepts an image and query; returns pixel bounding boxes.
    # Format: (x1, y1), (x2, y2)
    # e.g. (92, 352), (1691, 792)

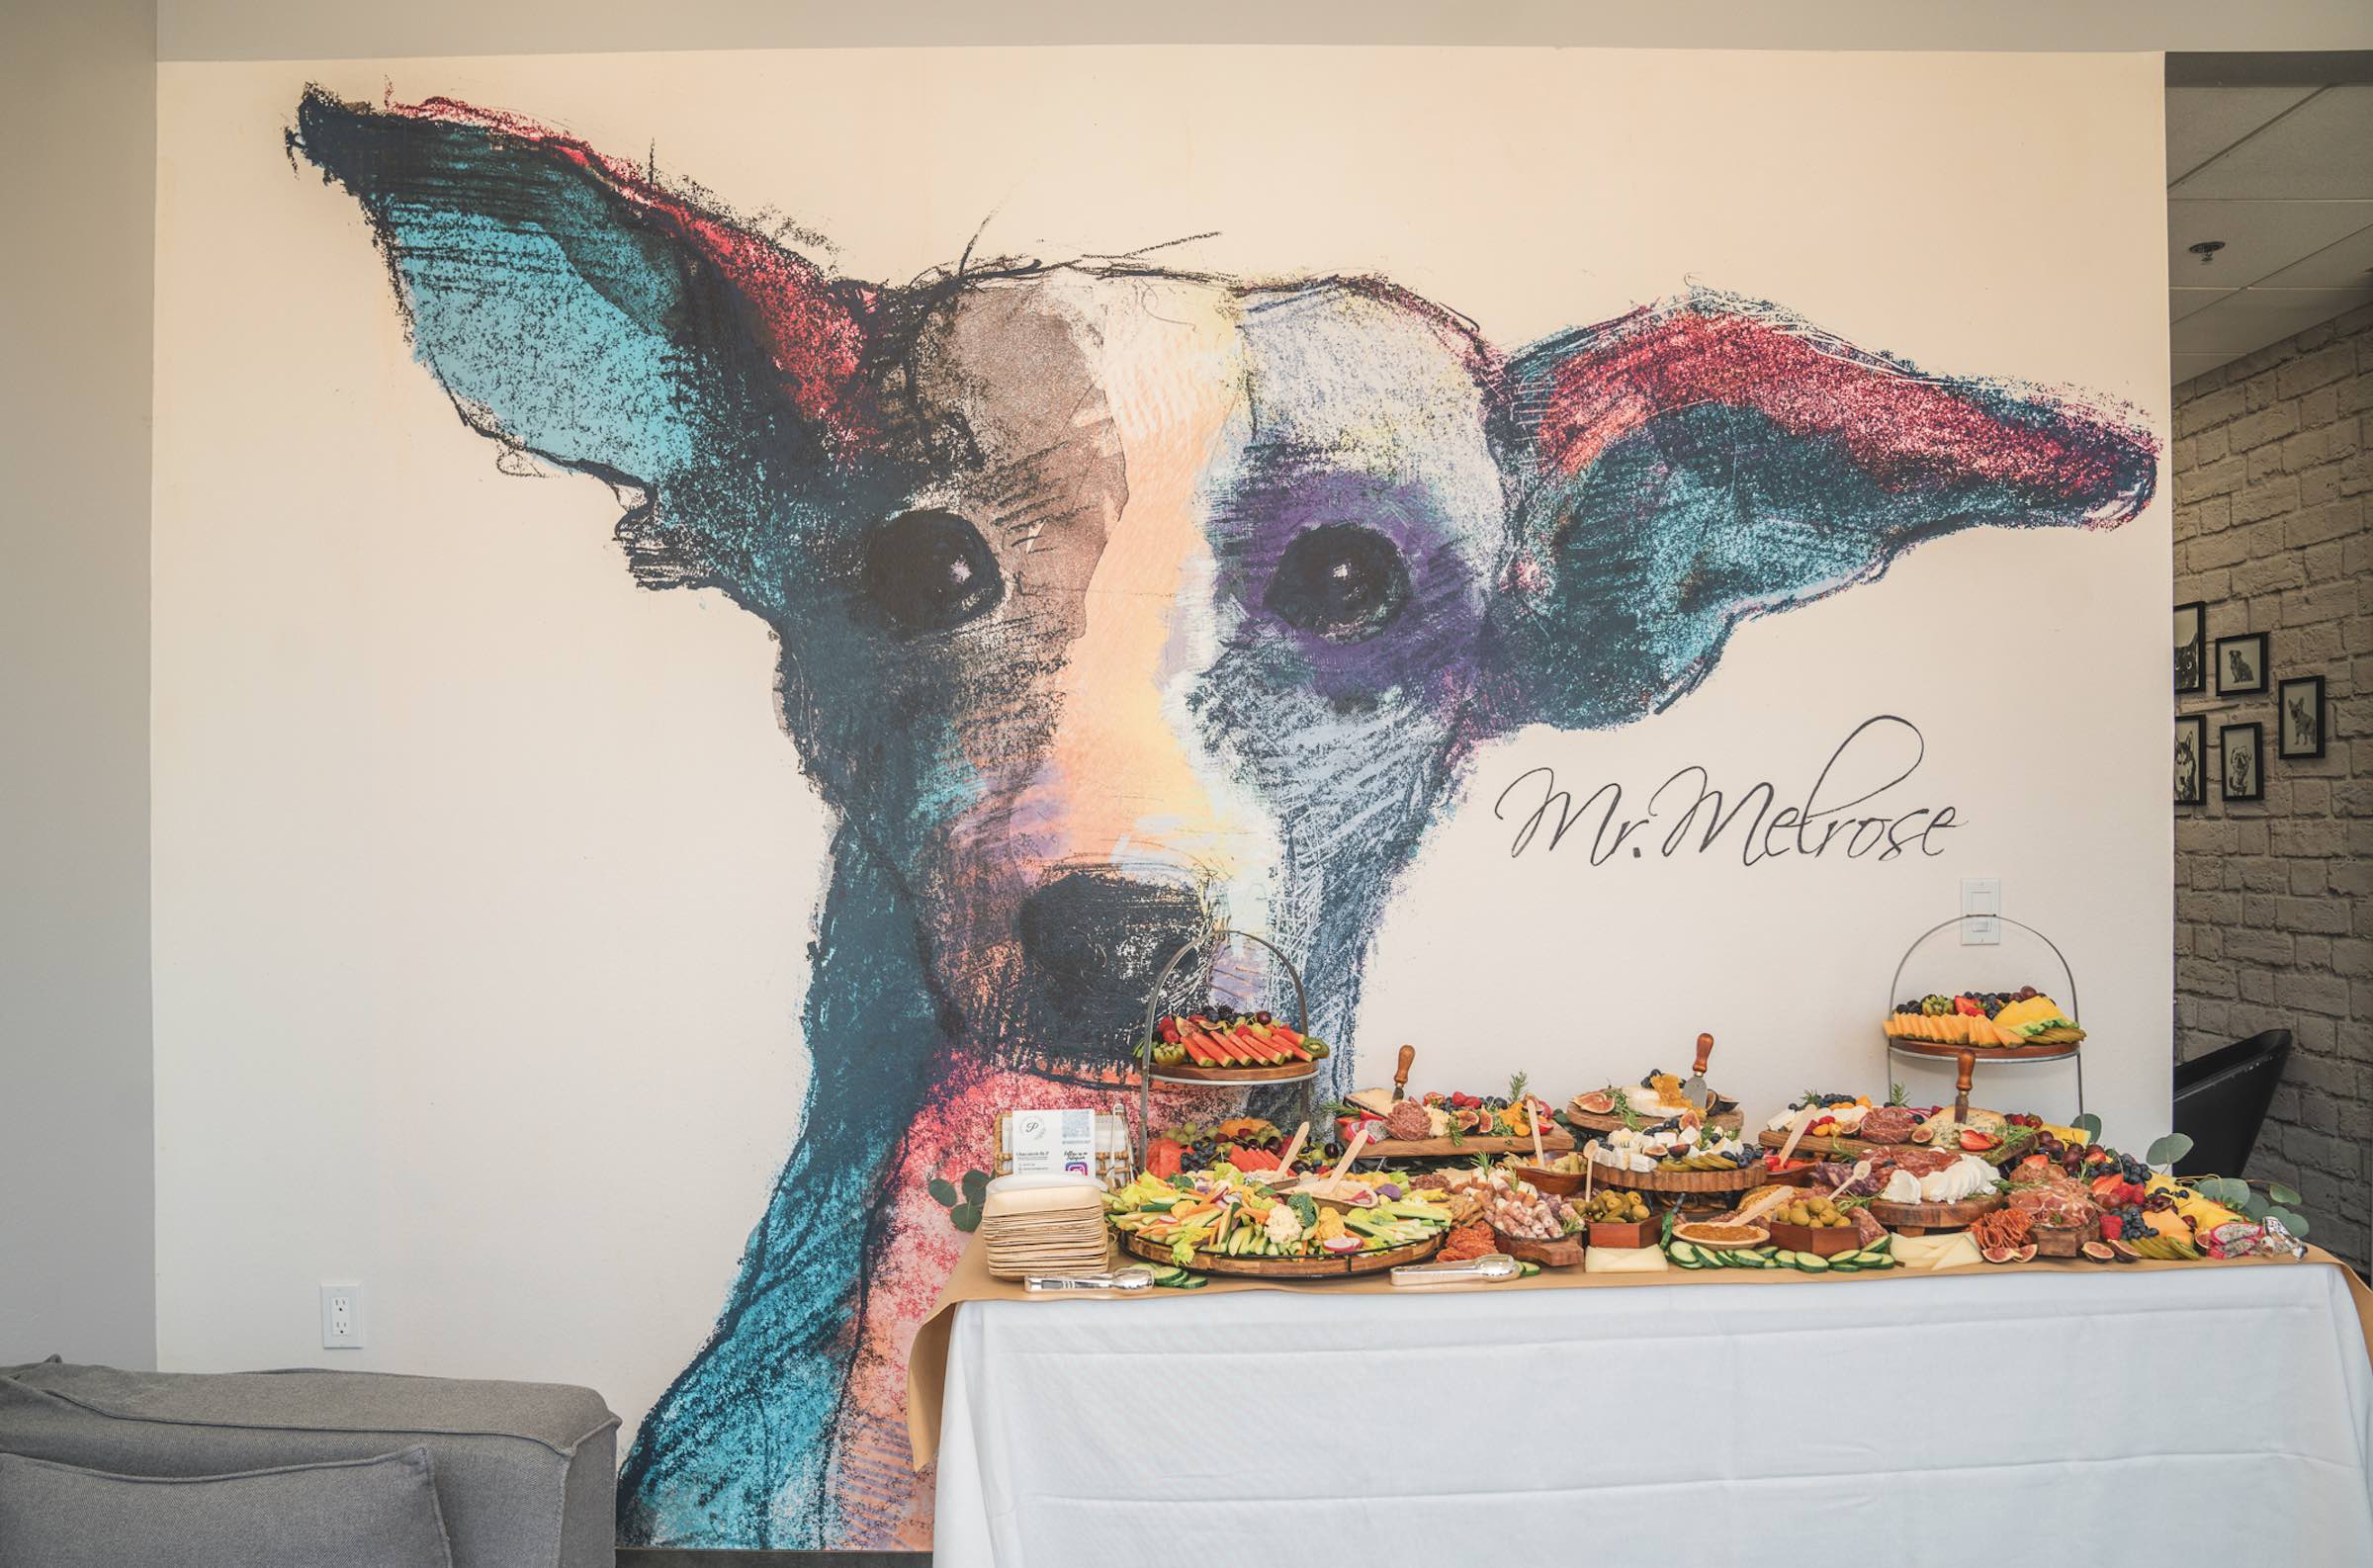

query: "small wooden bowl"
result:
(1765, 1220), (1863, 1257)
(1588, 1218), (1656, 1250)
(2029, 1222), (2098, 1259)
(1492, 1225), (1585, 1267)
(1508, 1163), (1588, 1196)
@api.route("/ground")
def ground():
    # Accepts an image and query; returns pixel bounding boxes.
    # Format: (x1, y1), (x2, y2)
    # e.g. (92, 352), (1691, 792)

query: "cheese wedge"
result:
(1582, 1246), (1670, 1273)
(1889, 1232), (1984, 1270)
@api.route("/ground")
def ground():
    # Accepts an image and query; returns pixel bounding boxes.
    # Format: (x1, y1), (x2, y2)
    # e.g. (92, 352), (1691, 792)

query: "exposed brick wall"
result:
(2171, 301), (2372, 1271)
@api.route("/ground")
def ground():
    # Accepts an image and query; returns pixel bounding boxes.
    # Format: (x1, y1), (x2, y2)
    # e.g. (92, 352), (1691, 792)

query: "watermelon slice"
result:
(1180, 1033), (1216, 1066)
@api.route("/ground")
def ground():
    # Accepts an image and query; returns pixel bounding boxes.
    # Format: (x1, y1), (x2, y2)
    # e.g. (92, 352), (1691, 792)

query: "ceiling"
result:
(2169, 81), (2373, 383)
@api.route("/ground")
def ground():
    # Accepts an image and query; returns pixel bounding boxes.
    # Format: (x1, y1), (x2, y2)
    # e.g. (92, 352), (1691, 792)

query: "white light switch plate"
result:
(320, 1283), (366, 1349)
(1960, 877), (2001, 945)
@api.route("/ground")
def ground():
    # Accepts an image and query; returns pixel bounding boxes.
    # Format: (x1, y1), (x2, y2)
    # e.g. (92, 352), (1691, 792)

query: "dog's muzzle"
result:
(1015, 868), (1209, 1026)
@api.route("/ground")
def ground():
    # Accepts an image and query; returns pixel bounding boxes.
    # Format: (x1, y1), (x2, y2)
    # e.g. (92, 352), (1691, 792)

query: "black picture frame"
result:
(2278, 675), (2327, 759)
(2175, 715), (2207, 805)
(2220, 722), (2263, 802)
(2215, 632), (2268, 696)
(2174, 601), (2206, 695)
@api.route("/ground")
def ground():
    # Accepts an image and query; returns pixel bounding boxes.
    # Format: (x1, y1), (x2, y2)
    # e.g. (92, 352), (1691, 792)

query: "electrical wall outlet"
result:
(320, 1283), (366, 1349)
(1959, 877), (2001, 945)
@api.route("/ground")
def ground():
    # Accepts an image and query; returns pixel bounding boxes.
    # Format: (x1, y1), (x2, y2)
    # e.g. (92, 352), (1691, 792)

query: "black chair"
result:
(2170, 1029), (2291, 1177)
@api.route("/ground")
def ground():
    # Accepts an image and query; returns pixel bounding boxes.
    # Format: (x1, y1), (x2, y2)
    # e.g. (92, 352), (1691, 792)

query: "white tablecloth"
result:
(932, 1263), (2373, 1567)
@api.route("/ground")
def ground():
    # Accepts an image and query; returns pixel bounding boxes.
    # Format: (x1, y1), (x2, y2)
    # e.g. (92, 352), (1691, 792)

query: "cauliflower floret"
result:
(1266, 1205), (1303, 1248)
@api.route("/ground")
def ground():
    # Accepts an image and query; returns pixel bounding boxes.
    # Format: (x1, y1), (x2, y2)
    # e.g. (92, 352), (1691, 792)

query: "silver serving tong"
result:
(1023, 1265), (1156, 1293)
(1389, 1253), (1522, 1289)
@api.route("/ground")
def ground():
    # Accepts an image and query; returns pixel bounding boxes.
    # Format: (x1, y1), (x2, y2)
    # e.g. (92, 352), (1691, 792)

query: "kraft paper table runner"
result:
(905, 1241), (2373, 1469)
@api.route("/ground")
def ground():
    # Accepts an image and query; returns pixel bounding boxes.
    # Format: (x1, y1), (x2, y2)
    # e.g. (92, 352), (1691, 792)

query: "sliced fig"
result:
(1911, 1123), (1938, 1145)
(2080, 1241), (2116, 1263)
(2107, 1239), (2143, 1263)
(1980, 1245), (2018, 1264)
(2011, 1244), (2039, 1263)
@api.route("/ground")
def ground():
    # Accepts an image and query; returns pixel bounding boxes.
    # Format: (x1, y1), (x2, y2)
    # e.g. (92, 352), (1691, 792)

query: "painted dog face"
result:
(292, 87), (2155, 1086)
(760, 267), (1510, 1081)
(292, 87), (2157, 1548)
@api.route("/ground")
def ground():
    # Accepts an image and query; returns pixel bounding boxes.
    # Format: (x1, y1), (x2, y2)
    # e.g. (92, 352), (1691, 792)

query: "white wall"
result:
(151, 48), (2172, 1458)
(0, 0), (159, 1369)
(152, 0), (2373, 62)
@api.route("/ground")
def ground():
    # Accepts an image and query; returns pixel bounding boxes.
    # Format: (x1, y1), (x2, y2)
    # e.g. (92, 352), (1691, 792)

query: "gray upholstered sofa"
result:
(0, 1358), (617, 1567)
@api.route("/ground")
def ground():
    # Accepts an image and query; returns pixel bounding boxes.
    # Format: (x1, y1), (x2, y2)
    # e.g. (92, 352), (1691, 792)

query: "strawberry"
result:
(2100, 1213), (2124, 1240)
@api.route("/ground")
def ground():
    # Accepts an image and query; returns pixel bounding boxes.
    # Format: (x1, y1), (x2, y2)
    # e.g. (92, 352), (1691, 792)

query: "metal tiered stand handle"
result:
(1133, 925), (1313, 1163)
(1885, 915), (2084, 1118)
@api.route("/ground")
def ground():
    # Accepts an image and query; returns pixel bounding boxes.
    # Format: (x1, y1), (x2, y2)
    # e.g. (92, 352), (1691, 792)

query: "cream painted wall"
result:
(153, 0), (2373, 62)
(0, 0), (158, 1369)
(152, 50), (2171, 1466)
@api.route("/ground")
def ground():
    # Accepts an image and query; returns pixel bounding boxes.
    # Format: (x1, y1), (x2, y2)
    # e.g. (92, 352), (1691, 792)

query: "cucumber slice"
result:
(1518, 1260), (1541, 1278)
(1795, 1254), (1832, 1272)
(1668, 1241), (1701, 1265)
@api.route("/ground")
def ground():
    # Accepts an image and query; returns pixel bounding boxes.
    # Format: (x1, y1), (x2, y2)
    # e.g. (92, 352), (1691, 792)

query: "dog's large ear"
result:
(1484, 290), (2157, 731)
(292, 88), (874, 575)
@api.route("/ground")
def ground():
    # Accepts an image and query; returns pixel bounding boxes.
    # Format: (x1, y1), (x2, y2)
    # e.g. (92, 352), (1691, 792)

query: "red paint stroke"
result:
(385, 93), (875, 449)
(1535, 302), (2150, 512)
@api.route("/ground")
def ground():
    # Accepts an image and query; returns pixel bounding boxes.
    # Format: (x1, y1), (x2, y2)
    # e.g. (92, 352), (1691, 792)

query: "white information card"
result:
(1009, 1108), (1096, 1176)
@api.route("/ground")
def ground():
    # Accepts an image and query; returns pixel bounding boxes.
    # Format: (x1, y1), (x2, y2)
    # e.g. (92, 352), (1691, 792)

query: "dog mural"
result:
(292, 88), (2158, 1549)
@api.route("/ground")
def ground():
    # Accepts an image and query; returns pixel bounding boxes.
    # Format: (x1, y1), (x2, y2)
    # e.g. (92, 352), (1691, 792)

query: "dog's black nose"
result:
(1016, 870), (1207, 1018)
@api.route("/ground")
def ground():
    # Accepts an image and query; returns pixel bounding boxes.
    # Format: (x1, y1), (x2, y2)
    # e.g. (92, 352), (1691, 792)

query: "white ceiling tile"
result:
(2172, 86), (2373, 200)
(2165, 86), (2323, 184)
(2173, 352), (2238, 384)
(2171, 287), (2236, 322)
(2167, 199), (2373, 288)
(2251, 219), (2373, 290)
(2169, 285), (2373, 356)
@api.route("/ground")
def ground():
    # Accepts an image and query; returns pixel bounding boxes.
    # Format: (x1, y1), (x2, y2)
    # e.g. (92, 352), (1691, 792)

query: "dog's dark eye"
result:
(1265, 524), (1410, 643)
(860, 509), (1005, 635)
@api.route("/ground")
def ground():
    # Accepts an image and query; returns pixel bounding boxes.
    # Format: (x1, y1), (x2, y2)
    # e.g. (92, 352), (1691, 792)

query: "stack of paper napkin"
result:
(980, 1173), (1110, 1280)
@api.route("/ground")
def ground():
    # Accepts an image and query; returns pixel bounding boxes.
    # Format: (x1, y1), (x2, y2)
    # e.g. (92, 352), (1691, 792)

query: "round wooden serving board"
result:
(1865, 1193), (2003, 1233)
(1756, 1127), (2037, 1167)
(1588, 1160), (1766, 1194)
(1122, 1229), (1441, 1277)
(1356, 1131), (1574, 1161)
(1150, 1061), (1320, 1085)
(1565, 1101), (1743, 1136)
(1883, 1034), (2081, 1063)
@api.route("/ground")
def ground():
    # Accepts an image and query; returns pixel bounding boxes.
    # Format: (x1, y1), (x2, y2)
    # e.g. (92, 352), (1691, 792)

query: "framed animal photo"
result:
(2174, 601), (2206, 694)
(2175, 715), (2206, 806)
(2278, 675), (2326, 759)
(2220, 721), (2264, 802)
(2215, 632), (2268, 696)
